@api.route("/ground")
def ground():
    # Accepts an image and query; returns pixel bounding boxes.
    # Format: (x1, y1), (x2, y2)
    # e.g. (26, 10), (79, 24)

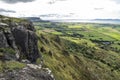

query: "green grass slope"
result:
(35, 22), (120, 80)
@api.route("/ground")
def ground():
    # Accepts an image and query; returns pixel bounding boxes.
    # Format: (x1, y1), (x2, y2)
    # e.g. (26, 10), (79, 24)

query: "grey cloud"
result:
(48, 0), (67, 4)
(1, 0), (35, 4)
(40, 14), (59, 17)
(94, 8), (104, 10)
(40, 13), (74, 18)
(0, 8), (16, 13)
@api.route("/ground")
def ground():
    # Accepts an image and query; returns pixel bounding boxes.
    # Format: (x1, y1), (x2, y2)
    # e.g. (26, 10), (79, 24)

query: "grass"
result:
(35, 22), (120, 80)
(0, 48), (16, 55)
(51, 31), (63, 35)
(5, 60), (26, 70)
(0, 60), (26, 72)
(61, 36), (96, 47)
(68, 25), (82, 28)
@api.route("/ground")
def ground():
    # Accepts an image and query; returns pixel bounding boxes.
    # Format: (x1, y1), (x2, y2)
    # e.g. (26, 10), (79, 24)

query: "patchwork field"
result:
(35, 22), (120, 80)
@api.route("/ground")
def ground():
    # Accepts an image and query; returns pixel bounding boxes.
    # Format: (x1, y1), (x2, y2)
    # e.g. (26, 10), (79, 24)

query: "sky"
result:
(0, 0), (120, 19)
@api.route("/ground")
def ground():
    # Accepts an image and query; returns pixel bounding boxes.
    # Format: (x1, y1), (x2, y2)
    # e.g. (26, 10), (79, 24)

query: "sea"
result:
(49, 19), (120, 24)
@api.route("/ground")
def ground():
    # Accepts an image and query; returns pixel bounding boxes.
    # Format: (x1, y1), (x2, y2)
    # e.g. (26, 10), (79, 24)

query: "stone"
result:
(0, 15), (54, 80)
(0, 31), (9, 48)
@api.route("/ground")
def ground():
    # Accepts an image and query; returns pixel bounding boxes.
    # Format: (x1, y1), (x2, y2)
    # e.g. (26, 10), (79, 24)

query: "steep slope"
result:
(36, 23), (120, 80)
(0, 15), (54, 80)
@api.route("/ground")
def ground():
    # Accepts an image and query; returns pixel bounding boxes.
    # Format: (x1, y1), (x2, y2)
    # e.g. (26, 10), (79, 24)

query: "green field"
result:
(35, 22), (120, 80)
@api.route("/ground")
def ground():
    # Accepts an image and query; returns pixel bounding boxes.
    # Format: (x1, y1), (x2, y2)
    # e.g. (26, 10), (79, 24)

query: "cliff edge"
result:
(0, 15), (54, 80)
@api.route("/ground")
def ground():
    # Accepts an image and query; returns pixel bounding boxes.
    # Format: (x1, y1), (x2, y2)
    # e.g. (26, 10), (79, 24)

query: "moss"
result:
(0, 61), (4, 72)
(0, 52), (3, 57)
(5, 60), (26, 70)
(0, 48), (16, 55)
(36, 58), (42, 64)
(0, 60), (26, 72)
(0, 48), (4, 52)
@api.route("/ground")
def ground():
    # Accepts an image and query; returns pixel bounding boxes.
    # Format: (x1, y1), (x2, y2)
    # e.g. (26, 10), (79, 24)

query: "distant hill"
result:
(92, 19), (120, 21)
(47, 19), (120, 24)
(23, 17), (45, 22)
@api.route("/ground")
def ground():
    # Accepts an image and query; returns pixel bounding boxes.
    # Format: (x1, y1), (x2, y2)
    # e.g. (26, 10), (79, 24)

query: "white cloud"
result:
(0, 0), (120, 19)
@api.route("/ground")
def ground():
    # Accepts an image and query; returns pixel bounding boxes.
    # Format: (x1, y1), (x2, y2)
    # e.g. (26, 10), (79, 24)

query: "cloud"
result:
(94, 8), (104, 10)
(110, 0), (120, 4)
(48, 0), (67, 4)
(40, 13), (75, 18)
(1, 0), (35, 4)
(0, 8), (16, 13)
(0, 0), (120, 19)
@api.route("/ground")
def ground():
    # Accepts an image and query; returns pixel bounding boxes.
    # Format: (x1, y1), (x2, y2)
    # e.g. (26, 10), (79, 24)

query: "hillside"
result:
(0, 15), (120, 80)
(35, 22), (120, 80)
(0, 15), (54, 80)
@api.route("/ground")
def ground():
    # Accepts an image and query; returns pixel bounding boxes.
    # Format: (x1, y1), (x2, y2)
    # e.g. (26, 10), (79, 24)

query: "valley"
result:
(0, 0), (120, 80)
(35, 22), (120, 80)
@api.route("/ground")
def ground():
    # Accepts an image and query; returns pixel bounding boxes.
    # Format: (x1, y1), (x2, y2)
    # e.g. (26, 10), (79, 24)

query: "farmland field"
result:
(35, 22), (120, 80)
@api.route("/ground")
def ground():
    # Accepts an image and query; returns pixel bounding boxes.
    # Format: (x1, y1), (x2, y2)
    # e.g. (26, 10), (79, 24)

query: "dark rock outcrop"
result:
(0, 31), (9, 48)
(0, 15), (54, 80)
(12, 23), (39, 62)
(0, 17), (40, 62)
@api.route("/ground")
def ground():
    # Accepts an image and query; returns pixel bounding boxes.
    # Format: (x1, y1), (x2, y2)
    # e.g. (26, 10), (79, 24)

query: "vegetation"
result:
(0, 15), (28, 23)
(0, 60), (26, 72)
(0, 48), (16, 55)
(0, 48), (25, 72)
(35, 22), (120, 80)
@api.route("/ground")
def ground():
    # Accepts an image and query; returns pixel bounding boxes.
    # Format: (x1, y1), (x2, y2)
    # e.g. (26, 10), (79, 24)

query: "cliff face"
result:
(0, 15), (54, 80)
(0, 16), (40, 62)
(12, 22), (40, 62)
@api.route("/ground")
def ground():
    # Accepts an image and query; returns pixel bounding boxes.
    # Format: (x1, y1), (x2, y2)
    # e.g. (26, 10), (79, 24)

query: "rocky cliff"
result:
(0, 15), (54, 80)
(0, 16), (39, 62)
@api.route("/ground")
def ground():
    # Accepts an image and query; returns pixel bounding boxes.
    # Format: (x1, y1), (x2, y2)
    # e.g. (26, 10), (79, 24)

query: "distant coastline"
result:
(48, 19), (120, 24)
